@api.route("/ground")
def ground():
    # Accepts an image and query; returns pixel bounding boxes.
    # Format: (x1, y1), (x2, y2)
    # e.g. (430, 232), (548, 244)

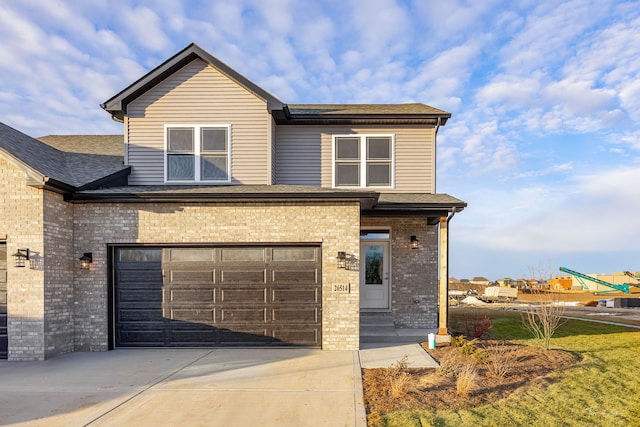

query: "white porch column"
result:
(438, 215), (450, 336)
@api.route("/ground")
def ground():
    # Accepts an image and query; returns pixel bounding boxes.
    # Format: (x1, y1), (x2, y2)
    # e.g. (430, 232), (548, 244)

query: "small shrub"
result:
(384, 356), (415, 399)
(437, 351), (465, 378)
(456, 364), (479, 397)
(472, 348), (490, 364)
(473, 315), (494, 338)
(387, 356), (410, 375)
(487, 341), (520, 377)
(450, 335), (466, 348)
(389, 370), (412, 399)
(460, 340), (478, 355)
(457, 310), (494, 338)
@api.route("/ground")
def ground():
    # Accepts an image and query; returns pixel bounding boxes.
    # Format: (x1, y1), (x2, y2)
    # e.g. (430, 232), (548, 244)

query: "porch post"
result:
(438, 215), (450, 336)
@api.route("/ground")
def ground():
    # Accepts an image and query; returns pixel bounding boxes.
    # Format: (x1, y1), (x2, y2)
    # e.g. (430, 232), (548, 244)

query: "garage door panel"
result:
(272, 307), (318, 322)
(220, 307), (267, 322)
(169, 308), (215, 322)
(119, 289), (162, 303)
(271, 288), (318, 304)
(118, 269), (163, 284)
(220, 248), (265, 262)
(220, 269), (266, 284)
(220, 288), (266, 303)
(119, 308), (164, 322)
(168, 329), (217, 344)
(115, 245), (321, 348)
(168, 288), (215, 303)
(119, 328), (165, 346)
(166, 248), (214, 262)
(272, 329), (319, 345)
(271, 269), (318, 284)
(271, 247), (317, 262)
(219, 327), (270, 344)
(169, 270), (215, 284)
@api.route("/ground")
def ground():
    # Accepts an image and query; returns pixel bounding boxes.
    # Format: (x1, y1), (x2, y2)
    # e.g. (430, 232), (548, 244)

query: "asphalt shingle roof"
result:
(287, 103), (450, 116)
(0, 122), (128, 189)
(377, 193), (466, 207)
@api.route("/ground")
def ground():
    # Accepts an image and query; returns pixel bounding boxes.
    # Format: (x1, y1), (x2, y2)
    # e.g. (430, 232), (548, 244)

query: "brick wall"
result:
(361, 216), (439, 328)
(43, 191), (74, 358)
(0, 158), (46, 360)
(73, 201), (361, 350)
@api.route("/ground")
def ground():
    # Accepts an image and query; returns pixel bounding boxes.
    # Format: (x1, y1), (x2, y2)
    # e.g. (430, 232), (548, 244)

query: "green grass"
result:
(379, 307), (640, 427)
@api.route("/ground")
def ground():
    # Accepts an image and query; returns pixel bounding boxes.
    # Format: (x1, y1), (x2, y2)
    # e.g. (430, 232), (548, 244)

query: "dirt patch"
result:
(362, 340), (579, 425)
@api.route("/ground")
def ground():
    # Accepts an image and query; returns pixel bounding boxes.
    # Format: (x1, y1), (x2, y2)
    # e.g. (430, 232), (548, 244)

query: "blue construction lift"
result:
(559, 267), (636, 295)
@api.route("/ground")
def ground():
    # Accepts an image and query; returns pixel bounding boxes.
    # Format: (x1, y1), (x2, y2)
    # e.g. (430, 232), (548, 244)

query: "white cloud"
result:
(349, 0), (412, 58)
(499, 0), (605, 73)
(458, 167), (640, 253)
(475, 74), (544, 111)
(118, 6), (172, 52)
(413, 0), (499, 40)
(252, 0), (294, 35)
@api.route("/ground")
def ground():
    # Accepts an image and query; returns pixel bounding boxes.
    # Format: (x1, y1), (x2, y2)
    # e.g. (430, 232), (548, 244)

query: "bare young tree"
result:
(522, 261), (565, 350)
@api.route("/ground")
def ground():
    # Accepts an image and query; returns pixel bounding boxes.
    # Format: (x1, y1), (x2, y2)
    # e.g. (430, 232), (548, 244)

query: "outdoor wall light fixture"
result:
(410, 235), (419, 249)
(79, 252), (93, 270)
(337, 251), (347, 269)
(13, 248), (30, 267)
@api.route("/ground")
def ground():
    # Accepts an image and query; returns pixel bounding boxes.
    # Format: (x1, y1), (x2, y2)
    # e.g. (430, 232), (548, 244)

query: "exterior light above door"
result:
(13, 248), (30, 267)
(410, 235), (419, 249)
(79, 252), (93, 270)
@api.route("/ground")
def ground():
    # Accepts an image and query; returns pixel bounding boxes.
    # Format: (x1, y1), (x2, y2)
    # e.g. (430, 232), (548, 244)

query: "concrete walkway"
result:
(0, 345), (439, 427)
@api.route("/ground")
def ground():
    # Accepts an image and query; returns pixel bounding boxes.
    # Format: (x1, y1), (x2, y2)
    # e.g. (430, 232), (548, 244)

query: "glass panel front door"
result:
(360, 241), (389, 309)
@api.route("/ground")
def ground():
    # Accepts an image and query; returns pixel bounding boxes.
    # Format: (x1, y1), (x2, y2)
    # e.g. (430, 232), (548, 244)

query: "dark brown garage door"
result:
(113, 246), (322, 347)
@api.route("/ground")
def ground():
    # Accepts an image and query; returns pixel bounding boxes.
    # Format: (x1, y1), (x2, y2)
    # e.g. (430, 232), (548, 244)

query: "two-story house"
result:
(0, 43), (465, 360)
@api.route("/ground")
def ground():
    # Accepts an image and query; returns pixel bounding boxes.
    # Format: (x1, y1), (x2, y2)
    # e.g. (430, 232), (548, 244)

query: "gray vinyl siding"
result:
(275, 125), (436, 193)
(125, 59), (270, 185)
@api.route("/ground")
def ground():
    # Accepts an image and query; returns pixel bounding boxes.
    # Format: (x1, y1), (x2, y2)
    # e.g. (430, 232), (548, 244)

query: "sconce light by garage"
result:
(410, 235), (419, 249)
(79, 252), (93, 271)
(337, 251), (347, 269)
(13, 248), (30, 268)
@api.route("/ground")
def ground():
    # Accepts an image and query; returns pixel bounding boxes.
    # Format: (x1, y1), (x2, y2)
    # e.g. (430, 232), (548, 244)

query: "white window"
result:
(333, 135), (394, 188)
(165, 125), (231, 183)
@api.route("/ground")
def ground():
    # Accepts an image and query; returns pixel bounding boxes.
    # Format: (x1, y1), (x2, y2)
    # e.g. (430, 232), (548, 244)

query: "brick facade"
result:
(1, 158), (445, 359)
(0, 158), (46, 360)
(72, 201), (362, 351)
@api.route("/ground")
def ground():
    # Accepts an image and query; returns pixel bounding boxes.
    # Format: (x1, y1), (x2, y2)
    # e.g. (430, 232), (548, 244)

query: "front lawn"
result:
(363, 307), (640, 426)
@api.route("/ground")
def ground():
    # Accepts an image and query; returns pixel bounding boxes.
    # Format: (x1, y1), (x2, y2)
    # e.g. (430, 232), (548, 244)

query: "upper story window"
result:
(165, 124), (231, 183)
(333, 134), (394, 188)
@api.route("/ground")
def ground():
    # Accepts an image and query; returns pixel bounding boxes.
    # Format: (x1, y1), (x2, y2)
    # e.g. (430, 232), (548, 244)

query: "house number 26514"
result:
(333, 284), (350, 293)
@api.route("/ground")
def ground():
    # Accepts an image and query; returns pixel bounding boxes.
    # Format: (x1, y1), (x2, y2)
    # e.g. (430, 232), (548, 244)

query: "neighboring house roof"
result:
(0, 122), (130, 192)
(101, 43), (284, 120)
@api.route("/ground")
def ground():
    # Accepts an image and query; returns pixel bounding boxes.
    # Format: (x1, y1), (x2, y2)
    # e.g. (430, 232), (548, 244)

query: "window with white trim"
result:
(165, 125), (231, 183)
(333, 135), (394, 188)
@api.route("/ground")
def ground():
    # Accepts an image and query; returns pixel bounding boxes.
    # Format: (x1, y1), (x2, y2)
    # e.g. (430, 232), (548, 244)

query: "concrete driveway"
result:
(0, 349), (367, 427)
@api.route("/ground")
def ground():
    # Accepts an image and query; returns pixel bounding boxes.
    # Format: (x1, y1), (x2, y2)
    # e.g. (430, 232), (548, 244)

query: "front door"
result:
(360, 241), (390, 309)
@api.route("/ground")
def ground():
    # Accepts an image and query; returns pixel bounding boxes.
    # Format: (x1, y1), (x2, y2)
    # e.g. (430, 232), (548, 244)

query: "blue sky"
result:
(1, 0), (639, 280)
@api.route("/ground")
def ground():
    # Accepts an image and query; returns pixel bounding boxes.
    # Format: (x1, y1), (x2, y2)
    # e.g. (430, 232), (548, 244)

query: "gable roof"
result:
(101, 43), (284, 120)
(0, 122), (130, 192)
(102, 43), (451, 126)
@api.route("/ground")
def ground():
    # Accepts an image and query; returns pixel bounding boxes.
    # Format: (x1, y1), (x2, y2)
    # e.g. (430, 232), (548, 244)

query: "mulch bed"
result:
(362, 340), (580, 423)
